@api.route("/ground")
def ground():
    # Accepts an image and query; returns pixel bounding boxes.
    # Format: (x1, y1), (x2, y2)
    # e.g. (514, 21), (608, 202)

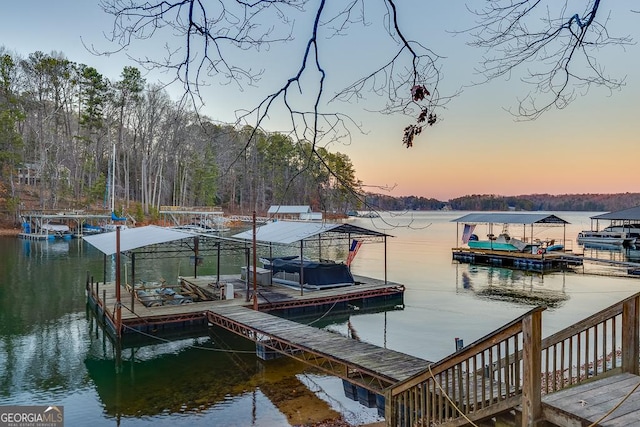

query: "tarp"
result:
(111, 212), (127, 221)
(83, 225), (194, 255)
(271, 258), (354, 288)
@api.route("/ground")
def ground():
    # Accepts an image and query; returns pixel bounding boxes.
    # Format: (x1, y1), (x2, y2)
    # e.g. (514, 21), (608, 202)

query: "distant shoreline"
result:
(0, 228), (20, 237)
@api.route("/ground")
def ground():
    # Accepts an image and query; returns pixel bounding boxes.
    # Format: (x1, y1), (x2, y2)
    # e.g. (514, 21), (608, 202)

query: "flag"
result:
(462, 224), (476, 244)
(346, 239), (362, 266)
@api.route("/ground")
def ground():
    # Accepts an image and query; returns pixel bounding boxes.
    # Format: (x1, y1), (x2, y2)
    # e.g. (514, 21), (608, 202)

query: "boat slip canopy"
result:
(83, 225), (194, 255)
(452, 213), (570, 225)
(591, 206), (640, 221)
(231, 221), (390, 245)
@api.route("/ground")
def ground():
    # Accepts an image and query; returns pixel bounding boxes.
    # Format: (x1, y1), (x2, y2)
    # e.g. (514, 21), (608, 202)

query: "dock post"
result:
(521, 309), (542, 426)
(622, 294), (640, 375)
(384, 235), (388, 284)
(115, 226), (122, 338)
(245, 247), (250, 303)
(252, 212), (258, 310)
(131, 253), (135, 314)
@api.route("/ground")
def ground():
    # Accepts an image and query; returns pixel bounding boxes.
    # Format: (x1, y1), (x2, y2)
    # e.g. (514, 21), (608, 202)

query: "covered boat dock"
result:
(83, 222), (403, 342)
(590, 205), (640, 237)
(451, 212), (582, 271)
(231, 220), (392, 295)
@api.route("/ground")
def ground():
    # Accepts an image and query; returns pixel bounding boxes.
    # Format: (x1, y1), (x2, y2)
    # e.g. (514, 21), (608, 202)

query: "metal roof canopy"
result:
(83, 225), (195, 255)
(267, 205), (312, 215)
(451, 213), (570, 225)
(231, 221), (390, 245)
(591, 206), (640, 221)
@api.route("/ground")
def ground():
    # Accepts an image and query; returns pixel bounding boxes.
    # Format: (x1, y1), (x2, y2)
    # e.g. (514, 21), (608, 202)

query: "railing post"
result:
(522, 309), (542, 427)
(385, 389), (394, 427)
(622, 295), (640, 375)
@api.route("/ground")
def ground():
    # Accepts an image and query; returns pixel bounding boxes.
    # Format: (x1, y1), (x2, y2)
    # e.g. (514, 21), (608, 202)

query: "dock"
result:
(87, 276), (640, 426)
(453, 247), (584, 271)
(86, 272), (411, 414)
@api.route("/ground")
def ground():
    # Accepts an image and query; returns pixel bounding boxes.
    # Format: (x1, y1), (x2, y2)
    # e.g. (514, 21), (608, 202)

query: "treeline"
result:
(365, 194), (445, 211)
(0, 49), (362, 217)
(448, 193), (640, 212)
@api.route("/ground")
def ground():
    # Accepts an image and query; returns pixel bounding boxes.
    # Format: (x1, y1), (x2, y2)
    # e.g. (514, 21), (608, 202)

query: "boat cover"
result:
(270, 258), (354, 288)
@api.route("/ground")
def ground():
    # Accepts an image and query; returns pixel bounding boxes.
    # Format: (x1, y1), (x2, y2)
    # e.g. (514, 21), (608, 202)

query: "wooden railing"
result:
(540, 292), (640, 394)
(385, 292), (640, 427)
(385, 307), (544, 427)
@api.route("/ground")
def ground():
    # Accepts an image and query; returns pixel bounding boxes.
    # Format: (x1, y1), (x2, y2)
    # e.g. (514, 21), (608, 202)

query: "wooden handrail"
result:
(541, 292), (640, 349)
(391, 306), (544, 396)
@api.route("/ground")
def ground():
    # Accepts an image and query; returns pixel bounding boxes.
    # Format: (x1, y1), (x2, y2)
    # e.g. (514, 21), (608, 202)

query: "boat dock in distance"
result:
(451, 212), (584, 271)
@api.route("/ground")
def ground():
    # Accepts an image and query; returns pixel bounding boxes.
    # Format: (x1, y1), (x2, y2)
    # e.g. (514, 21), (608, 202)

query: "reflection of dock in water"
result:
(458, 267), (569, 308)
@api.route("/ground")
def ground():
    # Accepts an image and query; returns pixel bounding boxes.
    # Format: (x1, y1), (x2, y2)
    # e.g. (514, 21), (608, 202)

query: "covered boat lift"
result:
(450, 213), (579, 272)
(452, 212), (570, 246)
(232, 221), (392, 295)
(590, 206), (640, 235)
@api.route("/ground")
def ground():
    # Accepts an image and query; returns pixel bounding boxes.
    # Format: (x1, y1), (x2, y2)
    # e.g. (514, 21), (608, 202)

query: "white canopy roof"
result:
(232, 221), (388, 245)
(267, 205), (312, 214)
(591, 206), (640, 221)
(452, 213), (569, 225)
(83, 225), (194, 255)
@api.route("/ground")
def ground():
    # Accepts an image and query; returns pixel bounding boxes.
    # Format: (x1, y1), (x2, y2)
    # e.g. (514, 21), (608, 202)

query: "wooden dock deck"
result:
(86, 272), (417, 409)
(542, 372), (640, 426)
(89, 274), (405, 327)
(206, 304), (430, 391)
(453, 247), (584, 271)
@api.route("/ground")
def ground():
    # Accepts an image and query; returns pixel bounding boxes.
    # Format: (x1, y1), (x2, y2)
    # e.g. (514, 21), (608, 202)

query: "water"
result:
(2, 211), (640, 426)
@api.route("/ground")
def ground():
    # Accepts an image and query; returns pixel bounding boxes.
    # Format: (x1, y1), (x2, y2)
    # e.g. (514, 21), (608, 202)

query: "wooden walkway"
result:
(542, 373), (640, 427)
(87, 273), (424, 398)
(206, 304), (430, 392)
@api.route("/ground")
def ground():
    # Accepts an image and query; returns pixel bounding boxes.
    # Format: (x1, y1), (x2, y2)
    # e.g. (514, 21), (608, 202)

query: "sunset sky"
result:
(3, 1), (639, 200)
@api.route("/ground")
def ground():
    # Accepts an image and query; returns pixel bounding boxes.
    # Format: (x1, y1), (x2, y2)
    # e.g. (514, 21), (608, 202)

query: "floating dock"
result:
(86, 272), (409, 416)
(86, 273), (405, 340)
(452, 247), (584, 271)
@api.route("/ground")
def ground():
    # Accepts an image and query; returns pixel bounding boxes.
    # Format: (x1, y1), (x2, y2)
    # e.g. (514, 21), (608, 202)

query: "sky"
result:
(2, 1), (639, 201)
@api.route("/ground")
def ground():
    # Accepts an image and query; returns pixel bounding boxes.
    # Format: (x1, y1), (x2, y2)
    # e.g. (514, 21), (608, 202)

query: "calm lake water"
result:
(2, 211), (640, 426)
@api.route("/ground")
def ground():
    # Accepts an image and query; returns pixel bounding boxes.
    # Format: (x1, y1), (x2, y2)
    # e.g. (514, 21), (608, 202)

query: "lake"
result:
(1, 211), (640, 426)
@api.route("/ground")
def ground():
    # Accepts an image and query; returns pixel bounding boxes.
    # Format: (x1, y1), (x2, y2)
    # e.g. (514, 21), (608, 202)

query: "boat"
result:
(576, 230), (628, 246)
(602, 224), (639, 245)
(40, 223), (73, 240)
(265, 257), (355, 289)
(467, 233), (540, 253)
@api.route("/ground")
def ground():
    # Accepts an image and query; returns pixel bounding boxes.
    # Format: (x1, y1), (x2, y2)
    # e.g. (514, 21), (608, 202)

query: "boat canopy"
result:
(83, 225), (194, 255)
(231, 221), (390, 245)
(451, 213), (569, 225)
(591, 206), (640, 221)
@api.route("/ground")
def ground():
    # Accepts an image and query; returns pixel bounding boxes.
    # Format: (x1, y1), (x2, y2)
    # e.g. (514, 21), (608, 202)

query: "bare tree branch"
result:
(465, 0), (634, 119)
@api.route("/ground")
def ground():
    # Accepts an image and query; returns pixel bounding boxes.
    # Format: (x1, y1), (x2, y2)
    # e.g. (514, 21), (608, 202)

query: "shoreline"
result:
(0, 228), (21, 237)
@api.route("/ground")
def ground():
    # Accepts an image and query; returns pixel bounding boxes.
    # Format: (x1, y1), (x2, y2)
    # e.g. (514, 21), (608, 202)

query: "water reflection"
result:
(84, 322), (342, 426)
(457, 264), (568, 309)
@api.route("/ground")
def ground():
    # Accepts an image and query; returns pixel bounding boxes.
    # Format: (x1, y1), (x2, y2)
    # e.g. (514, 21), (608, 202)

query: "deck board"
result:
(208, 304), (429, 383)
(542, 372), (640, 426)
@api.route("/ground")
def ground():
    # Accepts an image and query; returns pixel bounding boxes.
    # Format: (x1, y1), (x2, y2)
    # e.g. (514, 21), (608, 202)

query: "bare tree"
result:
(99, 4), (442, 146)
(466, 0), (634, 119)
